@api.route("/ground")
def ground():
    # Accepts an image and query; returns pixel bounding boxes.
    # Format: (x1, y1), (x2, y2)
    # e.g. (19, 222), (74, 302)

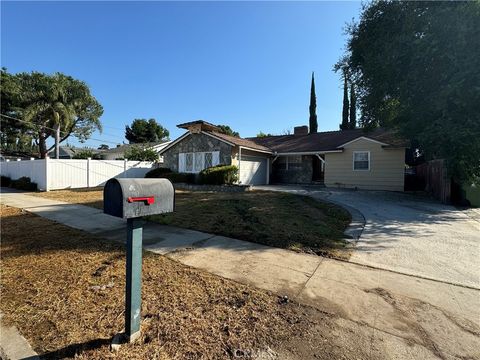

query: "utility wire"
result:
(0, 114), (125, 146)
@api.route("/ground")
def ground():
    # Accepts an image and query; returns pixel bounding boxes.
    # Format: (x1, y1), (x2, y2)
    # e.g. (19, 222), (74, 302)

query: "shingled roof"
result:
(209, 131), (273, 152)
(246, 128), (407, 153)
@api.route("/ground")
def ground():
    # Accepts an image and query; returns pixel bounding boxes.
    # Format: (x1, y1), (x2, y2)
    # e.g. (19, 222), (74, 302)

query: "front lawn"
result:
(34, 189), (351, 258)
(0, 205), (373, 359)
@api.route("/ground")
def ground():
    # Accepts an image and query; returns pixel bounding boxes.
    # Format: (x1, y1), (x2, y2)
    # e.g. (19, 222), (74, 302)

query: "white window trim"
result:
(353, 151), (371, 171)
(179, 151), (219, 173)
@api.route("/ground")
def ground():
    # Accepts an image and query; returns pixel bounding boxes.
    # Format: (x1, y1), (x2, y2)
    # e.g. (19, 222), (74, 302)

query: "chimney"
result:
(294, 126), (309, 136)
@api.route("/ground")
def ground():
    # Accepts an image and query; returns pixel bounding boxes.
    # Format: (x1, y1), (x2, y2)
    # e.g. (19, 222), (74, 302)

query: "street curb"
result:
(0, 314), (39, 360)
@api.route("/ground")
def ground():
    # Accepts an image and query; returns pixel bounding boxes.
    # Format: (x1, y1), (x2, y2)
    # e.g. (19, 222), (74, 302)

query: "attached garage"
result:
(239, 155), (268, 185)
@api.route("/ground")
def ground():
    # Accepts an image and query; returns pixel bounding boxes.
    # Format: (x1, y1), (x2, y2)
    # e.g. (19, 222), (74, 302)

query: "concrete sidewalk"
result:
(1, 189), (479, 359)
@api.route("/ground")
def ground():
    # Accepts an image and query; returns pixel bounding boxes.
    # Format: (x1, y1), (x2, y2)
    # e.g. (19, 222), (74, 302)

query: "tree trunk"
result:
(54, 124), (60, 159)
(38, 132), (47, 159)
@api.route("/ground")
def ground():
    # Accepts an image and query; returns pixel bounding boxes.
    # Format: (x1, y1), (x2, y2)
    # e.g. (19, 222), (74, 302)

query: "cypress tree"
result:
(309, 72), (318, 133)
(349, 83), (356, 129)
(340, 73), (349, 130)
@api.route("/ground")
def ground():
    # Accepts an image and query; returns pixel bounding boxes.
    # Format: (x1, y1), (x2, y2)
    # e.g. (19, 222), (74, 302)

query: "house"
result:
(47, 146), (101, 159)
(158, 120), (407, 191)
(99, 141), (172, 160)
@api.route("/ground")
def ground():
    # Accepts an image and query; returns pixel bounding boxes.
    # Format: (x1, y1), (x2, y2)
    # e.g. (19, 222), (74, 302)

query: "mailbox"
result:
(103, 177), (174, 343)
(104, 178), (174, 219)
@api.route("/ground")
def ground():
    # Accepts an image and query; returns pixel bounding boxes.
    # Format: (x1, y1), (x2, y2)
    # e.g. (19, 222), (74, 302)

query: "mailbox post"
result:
(104, 178), (174, 342)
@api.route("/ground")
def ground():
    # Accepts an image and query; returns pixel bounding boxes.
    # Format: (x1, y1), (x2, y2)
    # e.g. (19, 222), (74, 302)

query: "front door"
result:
(312, 155), (324, 182)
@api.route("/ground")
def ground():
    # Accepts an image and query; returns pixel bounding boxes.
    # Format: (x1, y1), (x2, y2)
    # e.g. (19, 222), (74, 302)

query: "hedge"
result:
(199, 165), (238, 185)
(1, 175), (12, 187)
(145, 167), (172, 178)
(10, 176), (38, 191)
(145, 168), (195, 184)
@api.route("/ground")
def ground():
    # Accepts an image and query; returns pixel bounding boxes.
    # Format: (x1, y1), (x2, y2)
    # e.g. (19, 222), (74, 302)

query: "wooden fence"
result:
(415, 159), (451, 203)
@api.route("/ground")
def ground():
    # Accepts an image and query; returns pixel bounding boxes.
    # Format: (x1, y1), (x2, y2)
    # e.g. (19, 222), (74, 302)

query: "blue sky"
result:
(1, 1), (361, 148)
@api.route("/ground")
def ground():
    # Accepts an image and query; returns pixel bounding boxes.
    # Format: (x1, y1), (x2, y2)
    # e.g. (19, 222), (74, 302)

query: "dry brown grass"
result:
(33, 189), (351, 259)
(0, 205), (324, 359)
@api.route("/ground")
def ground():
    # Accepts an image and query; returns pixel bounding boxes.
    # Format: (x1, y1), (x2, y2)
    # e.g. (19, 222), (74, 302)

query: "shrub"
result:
(145, 167), (172, 178)
(124, 146), (159, 162)
(1, 176), (11, 187)
(163, 172), (196, 184)
(10, 176), (37, 191)
(199, 165), (238, 185)
(72, 149), (96, 159)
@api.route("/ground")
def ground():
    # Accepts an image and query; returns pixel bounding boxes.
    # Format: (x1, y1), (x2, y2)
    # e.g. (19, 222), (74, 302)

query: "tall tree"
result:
(340, 73), (349, 130)
(309, 72), (318, 133)
(337, 1), (480, 182)
(349, 83), (356, 129)
(216, 124), (239, 137)
(1, 70), (103, 158)
(125, 119), (169, 143)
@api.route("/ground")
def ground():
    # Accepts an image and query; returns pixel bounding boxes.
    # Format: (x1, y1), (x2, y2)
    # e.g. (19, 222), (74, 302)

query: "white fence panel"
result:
(48, 159), (89, 189)
(1, 158), (155, 191)
(89, 160), (126, 187)
(1, 159), (47, 190)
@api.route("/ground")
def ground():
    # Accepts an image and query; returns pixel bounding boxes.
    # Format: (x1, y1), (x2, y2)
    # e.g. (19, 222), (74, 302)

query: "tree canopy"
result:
(216, 125), (239, 137)
(256, 131), (274, 138)
(0, 69), (103, 158)
(125, 119), (170, 144)
(337, 1), (480, 182)
(124, 146), (159, 162)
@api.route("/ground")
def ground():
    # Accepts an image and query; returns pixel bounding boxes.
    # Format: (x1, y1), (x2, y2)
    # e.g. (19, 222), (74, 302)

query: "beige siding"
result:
(324, 138), (405, 191)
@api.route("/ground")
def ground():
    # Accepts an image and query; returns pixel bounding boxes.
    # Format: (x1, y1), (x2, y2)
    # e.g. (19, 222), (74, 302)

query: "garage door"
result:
(240, 155), (267, 185)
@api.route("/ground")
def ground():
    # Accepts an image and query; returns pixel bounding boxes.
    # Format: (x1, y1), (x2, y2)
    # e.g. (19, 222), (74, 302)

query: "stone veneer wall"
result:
(271, 155), (313, 184)
(162, 133), (232, 172)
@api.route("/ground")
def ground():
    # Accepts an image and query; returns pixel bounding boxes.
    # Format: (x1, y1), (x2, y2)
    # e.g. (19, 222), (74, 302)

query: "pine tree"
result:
(309, 72), (318, 133)
(340, 73), (349, 130)
(349, 83), (356, 129)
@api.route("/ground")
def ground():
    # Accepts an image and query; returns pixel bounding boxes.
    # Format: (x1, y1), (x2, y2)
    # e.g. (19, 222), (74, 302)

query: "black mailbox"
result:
(104, 178), (174, 219)
(103, 177), (175, 343)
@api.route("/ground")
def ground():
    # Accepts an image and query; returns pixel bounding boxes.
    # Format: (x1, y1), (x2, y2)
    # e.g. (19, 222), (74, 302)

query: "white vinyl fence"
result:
(1, 158), (155, 191)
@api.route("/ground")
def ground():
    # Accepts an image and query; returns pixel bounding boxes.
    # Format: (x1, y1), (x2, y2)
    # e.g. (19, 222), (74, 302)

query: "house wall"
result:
(271, 155), (313, 184)
(324, 138), (405, 191)
(162, 133), (232, 172)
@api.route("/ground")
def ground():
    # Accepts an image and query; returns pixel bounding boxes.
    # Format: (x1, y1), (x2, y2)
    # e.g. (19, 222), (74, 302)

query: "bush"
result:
(10, 176), (37, 191)
(199, 165), (238, 185)
(124, 146), (159, 162)
(162, 172), (196, 184)
(145, 167), (172, 178)
(1, 176), (11, 187)
(145, 168), (195, 184)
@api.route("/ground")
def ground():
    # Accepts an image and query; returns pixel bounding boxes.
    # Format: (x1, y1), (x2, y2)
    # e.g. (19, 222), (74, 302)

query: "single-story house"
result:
(158, 120), (407, 191)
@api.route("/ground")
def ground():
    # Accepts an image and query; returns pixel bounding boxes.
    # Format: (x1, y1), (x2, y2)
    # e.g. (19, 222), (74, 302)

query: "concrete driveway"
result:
(255, 185), (480, 289)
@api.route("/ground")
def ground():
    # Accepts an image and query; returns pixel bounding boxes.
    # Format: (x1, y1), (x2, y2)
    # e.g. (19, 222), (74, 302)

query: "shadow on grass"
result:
(39, 338), (112, 359)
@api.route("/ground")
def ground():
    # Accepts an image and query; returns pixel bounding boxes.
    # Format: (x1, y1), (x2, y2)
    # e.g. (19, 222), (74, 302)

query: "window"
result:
(288, 156), (302, 169)
(185, 153), (193, 172)
(204, 152), (213, 168)
(353, 151), (370, 171)
(179, 151), (219, 173)
(275, 156), (302, 170)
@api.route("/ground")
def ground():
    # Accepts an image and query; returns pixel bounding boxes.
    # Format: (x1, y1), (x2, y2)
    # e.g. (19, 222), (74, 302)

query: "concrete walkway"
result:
(1, 188), (479, 359)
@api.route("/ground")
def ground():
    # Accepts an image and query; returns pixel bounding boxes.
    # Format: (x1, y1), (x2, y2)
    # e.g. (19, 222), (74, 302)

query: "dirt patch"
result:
(1, 205), (371, 359)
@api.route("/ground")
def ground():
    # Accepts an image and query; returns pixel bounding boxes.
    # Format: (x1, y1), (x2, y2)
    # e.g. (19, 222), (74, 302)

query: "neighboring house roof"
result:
(47, 146), (100, 158)
(248, 128), (407, 154)
(100, 141), (169, 156)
